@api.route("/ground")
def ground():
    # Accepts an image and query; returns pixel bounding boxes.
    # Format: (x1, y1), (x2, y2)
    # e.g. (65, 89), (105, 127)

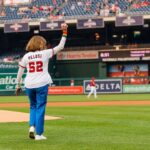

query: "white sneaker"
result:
(29, 126), (35, 139)
(35, 135), (47, 140)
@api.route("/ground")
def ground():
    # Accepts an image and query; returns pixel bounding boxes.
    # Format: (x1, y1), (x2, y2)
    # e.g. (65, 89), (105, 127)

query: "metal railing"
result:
(52, 76), (150, 86)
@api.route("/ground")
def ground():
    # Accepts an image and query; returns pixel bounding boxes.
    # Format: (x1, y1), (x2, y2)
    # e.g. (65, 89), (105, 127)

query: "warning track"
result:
(0, 101), (150, 108)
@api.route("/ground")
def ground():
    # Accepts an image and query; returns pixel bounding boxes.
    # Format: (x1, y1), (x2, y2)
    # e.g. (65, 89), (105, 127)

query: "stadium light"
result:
(34, 30), (39, 34)
(112, 34), (118, 38)
(143, 24), (149, 28)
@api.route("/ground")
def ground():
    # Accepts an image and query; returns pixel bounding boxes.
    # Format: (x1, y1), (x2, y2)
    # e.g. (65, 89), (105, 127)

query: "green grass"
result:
(0, 94), (150, 103)
(1, 106), (150, 150)
(0, 95), (150, 150)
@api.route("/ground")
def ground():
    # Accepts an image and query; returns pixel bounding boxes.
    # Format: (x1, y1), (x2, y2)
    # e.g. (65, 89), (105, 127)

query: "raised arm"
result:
(53, 23), (68, 55)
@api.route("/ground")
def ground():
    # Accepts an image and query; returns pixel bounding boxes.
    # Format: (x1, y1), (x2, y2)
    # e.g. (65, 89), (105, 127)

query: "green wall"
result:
(98, 62), (107, 79)
(55, 60), (107, 79)
(0, 60), (108, 79)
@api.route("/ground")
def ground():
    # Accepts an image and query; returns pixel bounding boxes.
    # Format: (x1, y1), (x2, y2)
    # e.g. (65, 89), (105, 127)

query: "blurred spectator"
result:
(85, 0), (91, 12)
(70, 80), (74, 86)
(94, 9), (100, 16)
(71, 4), (75, 10)
(77, 0), (83, 6)
(3, 57), (14, 63)
(53, 0), (57, 6)
(133, 65), (140, 76)
(0, 9), (6, 17)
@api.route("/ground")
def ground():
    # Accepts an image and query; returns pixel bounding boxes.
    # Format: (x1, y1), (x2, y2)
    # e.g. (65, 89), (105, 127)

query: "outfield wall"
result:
(0, 73), (150, 96)
(56, 60), (101, 78)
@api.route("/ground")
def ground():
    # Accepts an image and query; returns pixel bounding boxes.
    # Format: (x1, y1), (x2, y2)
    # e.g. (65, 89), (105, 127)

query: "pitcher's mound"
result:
(0, 110), (62, 123)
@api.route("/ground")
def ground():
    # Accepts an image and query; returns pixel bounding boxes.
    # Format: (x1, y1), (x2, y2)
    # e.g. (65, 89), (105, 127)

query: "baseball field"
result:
(0, 94), (150, 150)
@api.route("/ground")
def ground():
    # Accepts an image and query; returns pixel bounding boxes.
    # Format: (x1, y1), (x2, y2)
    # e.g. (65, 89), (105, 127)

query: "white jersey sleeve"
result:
(53, 36), (66, 55)
(16, 66), (25, 85)
(42, 36), (67, 59)
(42, 49), (54, 60)
(19, 55), (27, 68)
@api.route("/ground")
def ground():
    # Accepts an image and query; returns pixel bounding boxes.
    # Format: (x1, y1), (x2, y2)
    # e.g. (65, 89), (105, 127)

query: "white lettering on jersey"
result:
(28, 54), (42, 60)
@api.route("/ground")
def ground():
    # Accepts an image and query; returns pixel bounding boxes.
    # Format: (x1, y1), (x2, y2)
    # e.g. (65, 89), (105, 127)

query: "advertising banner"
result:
(4, 23), (29, 33)
(77, 18), (104, 29)
(40, 20), (65, 31)
(0, 73), (25, 91)
(115, 16), (143, 27)
(48, 86), (83, 95)
(57, 51), (98, 60)
(123, 85), (150, 93)
(108, 64), (148, 84)
(99, 50), (150, 62)
(0, 62), (19, 73)
(84, 79), (122, 94)
(4, 0), (30, 5)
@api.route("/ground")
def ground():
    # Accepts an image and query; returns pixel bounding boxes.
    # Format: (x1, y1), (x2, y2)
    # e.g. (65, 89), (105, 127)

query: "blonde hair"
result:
(26, 35), (47, 52)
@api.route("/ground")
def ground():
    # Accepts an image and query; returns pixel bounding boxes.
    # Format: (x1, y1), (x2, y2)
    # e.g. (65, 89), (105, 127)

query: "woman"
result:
(15, 23), (68, 140)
